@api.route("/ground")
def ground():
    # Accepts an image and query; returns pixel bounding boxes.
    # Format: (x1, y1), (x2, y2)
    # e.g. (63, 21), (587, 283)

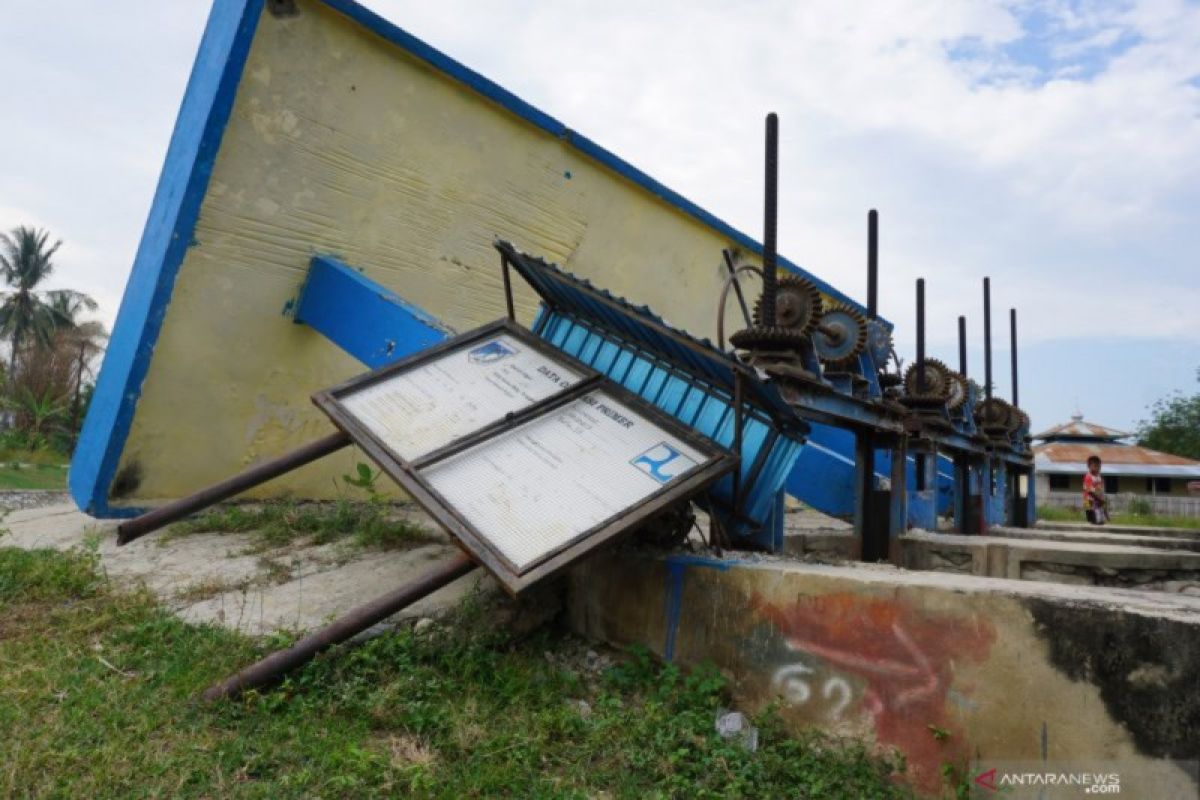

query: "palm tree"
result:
(47, 289), (99, 328)
(48, 290), (107, 434)
(0, 226), (75, 375)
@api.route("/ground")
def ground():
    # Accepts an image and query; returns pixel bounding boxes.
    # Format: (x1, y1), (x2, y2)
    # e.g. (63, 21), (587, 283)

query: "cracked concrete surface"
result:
(1, 503), (493, 635)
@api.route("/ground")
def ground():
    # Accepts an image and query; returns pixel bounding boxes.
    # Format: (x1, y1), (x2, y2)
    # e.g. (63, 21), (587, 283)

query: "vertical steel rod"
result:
(732, 371), (744, 527)
(761, 113), (779, 326)
(916, 279), (926, 392)
(983, 277), (993, 402)
(1010, 308), (1019, 408)
(958, 315), (968, 377)
(867, 210), (879, 318)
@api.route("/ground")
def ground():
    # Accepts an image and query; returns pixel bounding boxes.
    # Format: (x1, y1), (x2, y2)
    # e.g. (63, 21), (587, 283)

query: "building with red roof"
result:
(1034, 414), (1200, 510)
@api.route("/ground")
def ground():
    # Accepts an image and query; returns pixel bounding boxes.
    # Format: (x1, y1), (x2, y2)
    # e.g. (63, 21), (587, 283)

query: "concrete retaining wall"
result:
(902, 530), (1200, 593)
(567, 548), (1200, 796)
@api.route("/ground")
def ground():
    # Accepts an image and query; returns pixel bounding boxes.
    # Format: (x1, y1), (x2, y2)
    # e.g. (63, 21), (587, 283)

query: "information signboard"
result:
(314, 320), (734, 593)
(340, 332), (581, 460)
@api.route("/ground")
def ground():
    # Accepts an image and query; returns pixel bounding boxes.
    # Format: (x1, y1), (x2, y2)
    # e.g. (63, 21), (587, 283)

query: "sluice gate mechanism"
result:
(72, 0), (1036, 695)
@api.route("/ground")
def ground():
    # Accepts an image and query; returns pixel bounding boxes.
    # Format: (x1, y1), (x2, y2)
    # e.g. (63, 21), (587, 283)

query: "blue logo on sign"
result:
(631, 443), (696, 484)
(468, 340), (517, 364)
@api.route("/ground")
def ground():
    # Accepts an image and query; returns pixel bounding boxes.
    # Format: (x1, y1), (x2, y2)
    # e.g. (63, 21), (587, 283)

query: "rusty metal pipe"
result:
(958, 315), (967, 377)
(983, 278), (992, 402)
(1010, 308), (1019, 408)
(201, 551), (478, 702)
(761, 113), (779, 326)
(116, 431), (352, 545)
(867, 210), (878, 318)
(916, 278), (926, 392)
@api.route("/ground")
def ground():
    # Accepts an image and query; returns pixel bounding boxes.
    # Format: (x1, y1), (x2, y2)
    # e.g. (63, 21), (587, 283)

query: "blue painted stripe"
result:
(662, 554), (745, 661)
(70, 0), (265, 517)
(663, 561), (685, 662)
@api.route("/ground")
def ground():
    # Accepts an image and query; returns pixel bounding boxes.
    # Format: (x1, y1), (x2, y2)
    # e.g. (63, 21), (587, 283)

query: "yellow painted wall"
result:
(113, 1), (783, 505)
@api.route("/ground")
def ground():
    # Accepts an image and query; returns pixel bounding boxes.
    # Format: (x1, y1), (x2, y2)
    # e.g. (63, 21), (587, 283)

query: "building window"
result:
(1049, 474), (1069, 490)
(1144, 477), (1171, 494)
(1104, 475), (1120, 494)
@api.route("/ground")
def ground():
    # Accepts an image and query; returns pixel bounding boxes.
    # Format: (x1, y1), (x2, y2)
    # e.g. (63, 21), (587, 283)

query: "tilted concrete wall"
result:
(567, 549), (1200, 796)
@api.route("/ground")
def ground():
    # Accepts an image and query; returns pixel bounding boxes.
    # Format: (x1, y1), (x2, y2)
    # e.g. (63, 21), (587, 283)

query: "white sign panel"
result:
(424, 390), (705, 572)
(341, 334), (581, 459)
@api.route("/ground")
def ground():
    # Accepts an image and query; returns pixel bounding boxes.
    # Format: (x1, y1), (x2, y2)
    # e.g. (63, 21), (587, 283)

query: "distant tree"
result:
(0, 226), (105, 452)
(1137, 367), (1200, 461)
(48, 292), (106, 437)
(0, 226), (87, 374)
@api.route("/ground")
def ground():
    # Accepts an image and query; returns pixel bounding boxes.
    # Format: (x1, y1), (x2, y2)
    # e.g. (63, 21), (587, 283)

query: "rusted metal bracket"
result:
(115, 431), (352, 545)
(201, 551), (477, 701)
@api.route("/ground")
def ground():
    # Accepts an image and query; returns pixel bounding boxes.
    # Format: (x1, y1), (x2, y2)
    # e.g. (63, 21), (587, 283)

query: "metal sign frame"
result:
(313, 319), (736, 593)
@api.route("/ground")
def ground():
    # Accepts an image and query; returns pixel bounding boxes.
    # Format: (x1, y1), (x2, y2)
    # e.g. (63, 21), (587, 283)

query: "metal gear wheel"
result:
(729, 324), (810, 353)
(752, 275), (823, 335)
(812, 303), (869, 365)
(945, 370), (969, 411)
(975, 397), (1015, 430)
(903, 358), (952, 401)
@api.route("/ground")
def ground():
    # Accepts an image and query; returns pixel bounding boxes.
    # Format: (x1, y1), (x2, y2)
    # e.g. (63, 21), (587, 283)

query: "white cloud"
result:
(0, 0), (1196, 426)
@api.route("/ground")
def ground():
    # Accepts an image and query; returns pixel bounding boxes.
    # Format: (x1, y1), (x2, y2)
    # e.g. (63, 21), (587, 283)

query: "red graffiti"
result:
(753, 592), (995, 793)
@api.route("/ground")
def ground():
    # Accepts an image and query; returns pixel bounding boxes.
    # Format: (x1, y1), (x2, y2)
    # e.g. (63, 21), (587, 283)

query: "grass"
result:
(0, 546), (910, 799)
(168, 499), (440, 552)
(0, 447), (70, 467)
(0, 460), (68, 491)
(1037, 505), (1200, 530)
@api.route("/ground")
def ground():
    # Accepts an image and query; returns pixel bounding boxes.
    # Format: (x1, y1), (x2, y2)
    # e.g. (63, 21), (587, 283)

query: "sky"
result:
(1, 0), (1198, 434)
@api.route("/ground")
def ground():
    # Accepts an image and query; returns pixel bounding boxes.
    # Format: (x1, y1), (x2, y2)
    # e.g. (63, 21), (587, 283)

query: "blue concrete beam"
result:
(293, 255), (454, 369)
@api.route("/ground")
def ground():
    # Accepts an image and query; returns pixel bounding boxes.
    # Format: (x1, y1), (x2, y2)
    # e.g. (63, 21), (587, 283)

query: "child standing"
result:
(1083, 455), (1107, 525)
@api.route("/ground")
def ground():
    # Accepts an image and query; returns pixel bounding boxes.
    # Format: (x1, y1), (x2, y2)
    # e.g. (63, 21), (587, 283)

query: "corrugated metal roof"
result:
(1033, 415), (1130, 440)
(1034, 442), (1200, 477)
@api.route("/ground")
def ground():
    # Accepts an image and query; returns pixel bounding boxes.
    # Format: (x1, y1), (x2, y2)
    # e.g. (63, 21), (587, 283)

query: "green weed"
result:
(168, 499), (438, 552)
(1037, 505), (1200, 530)
(0, 547), (911, 799)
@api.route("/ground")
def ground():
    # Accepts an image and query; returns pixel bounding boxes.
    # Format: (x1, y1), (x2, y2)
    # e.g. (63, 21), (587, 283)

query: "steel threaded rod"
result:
(1010, 307), (1019, 408)
(761, 113), (779, 326)
(916, 279), (926, 392)
(958, 315), (967, 377)
(983, 277), (992, 402)
(867, 210), (878, 318)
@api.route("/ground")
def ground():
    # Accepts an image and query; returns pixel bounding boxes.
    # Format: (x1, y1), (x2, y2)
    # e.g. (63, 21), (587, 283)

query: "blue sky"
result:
(1, 0), (1198, 434)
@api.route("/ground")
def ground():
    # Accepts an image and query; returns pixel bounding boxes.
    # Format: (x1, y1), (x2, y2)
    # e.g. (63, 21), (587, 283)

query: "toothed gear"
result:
(867, 320), (894, 366)
(729, 324), (810, 352)
(945, 370), (969, 411)
(752, 275), (823, 334)
(975, 397), (1015, 430)
(903, 358), (951, 400)
(812, 303), (869, 364)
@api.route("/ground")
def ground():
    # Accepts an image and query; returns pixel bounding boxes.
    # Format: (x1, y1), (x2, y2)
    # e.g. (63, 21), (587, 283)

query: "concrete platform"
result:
(1036, 520), (1200, 540)
(568, 546), (1200, 797)
(782, 507), (857, 561)
(0, 503), (492, 635)
(902, 529), (1200, 593)
(992, 524), (1200, 552)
